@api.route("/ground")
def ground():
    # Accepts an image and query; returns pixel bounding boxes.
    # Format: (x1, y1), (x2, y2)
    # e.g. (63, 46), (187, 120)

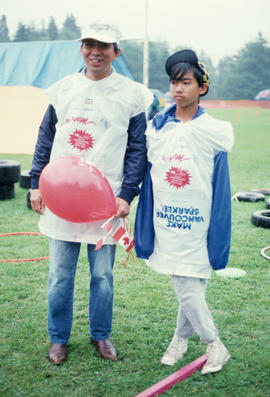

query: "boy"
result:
(135, 49), (233, 374)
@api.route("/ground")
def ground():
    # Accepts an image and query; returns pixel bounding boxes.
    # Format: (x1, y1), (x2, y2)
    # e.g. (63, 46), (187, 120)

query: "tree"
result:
(39, 19), (50, 41)
(13, 23), (32, 42)
(120, 40), (170, 92)
(13, 21), (47, 42)
(60, 14), (80, 40)
(48, 17), (59, 40)
(149, 41), (170, 92)
(120, 40), (143, 82)
(28, 22), (48, 41)
(196, 50), (218, 99)
(216, 33), (270, 99)
(0, 15), (10, 42)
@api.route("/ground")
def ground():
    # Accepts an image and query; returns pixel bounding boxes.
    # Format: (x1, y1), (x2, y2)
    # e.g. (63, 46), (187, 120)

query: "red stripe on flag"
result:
(112, 227), (126, 241)
(126, 239), (134, 252)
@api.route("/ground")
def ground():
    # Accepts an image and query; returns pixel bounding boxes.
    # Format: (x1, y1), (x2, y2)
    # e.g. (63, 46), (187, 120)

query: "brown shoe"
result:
(91, 338), (117, 360)
(48, 343), (67, 365)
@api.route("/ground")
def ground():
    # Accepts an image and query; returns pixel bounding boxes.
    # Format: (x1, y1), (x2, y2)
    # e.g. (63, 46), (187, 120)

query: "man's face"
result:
(80, 39), (120, 81)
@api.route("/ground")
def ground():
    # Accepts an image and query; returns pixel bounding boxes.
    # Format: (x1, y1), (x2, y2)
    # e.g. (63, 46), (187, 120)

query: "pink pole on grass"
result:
(136, 354), (208, 397)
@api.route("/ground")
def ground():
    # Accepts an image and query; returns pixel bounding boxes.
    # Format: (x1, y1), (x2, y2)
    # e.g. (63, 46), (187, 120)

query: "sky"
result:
(2, 0), (270, 65)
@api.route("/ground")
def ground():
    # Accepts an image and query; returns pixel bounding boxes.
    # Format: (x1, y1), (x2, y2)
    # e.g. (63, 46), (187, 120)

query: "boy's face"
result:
(170, 70), (207, 109)
(80, 39), (120, 81)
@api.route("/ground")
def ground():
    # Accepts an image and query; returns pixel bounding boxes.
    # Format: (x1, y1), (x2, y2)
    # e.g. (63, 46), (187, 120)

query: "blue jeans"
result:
(48, 238), (116, 345)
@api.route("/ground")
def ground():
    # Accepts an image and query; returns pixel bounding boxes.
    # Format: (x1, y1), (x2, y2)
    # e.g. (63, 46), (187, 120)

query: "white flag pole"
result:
(143, 0), (149, 87)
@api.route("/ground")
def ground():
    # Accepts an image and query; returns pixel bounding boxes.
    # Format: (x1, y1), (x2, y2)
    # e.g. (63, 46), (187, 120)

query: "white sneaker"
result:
(161, 334), (188, 366)
(201, 337), (231, 375)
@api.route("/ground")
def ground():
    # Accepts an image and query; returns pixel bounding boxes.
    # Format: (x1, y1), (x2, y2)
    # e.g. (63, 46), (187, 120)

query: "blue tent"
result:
(0, 40), (135, 154)
(0, 40), (134, 88)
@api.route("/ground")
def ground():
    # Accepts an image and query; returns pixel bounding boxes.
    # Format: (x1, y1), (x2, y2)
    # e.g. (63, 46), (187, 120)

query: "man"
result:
(30, 21), (152, 364)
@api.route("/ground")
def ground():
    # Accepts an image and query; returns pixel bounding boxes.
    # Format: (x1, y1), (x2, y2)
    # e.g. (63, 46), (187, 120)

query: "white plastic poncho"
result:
(146, 113), (233, 278)
(39, 71), (153, 244)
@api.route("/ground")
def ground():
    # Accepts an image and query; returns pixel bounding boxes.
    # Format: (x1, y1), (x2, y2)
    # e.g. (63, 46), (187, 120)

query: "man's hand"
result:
(115, 197), (130, 218)
(30, 189), (45, 215)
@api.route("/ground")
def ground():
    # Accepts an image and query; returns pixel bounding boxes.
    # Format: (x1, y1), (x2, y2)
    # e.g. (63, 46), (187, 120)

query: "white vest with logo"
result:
(39, 72), (152, 244)
(146, 113), (233, 278)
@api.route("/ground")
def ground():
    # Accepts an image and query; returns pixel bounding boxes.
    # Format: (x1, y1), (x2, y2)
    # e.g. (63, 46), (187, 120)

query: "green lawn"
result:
(0, 107), (270, 396)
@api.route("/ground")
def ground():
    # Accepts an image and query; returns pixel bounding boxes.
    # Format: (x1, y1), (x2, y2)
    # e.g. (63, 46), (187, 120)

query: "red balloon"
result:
(39, 156), (117, 223)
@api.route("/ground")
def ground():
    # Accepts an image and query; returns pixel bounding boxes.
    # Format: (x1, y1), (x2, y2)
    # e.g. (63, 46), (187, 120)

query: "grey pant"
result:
(171, 276), (218, 344)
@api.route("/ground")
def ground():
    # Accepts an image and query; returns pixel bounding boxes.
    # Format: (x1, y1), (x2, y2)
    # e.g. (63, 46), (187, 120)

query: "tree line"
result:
(0, 14), (80, 42)
(1, 14), (270, 100)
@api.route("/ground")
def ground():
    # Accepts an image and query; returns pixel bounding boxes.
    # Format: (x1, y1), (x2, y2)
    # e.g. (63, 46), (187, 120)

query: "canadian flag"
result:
(95, 216), (134, 252)
(112, 225), (134, 252)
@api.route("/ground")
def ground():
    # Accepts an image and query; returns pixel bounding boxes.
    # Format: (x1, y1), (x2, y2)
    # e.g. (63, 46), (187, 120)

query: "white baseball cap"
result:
(77, 22), (119, 43)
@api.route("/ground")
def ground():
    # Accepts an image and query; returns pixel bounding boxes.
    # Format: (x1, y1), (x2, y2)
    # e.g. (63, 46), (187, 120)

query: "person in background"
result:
(135, 49), (233, 375)
(30, 21), (152, 365)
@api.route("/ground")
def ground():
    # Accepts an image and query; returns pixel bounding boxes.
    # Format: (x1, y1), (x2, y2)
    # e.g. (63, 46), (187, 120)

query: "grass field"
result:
(0, 107), (270, 396)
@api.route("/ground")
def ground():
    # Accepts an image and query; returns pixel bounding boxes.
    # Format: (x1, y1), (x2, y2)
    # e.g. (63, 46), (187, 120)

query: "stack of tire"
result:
(235, 189), (270, 261)
(235, 189), (270, 229)
(250, 189), (270, 229)
(0, 160), (21, 200)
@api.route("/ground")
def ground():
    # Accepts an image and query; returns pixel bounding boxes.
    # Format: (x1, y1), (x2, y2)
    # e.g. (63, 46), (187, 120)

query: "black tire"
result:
(0, 183), (15, 200)
(236, 192), (265, 202)
(20, 170), (31, 189)
(251, 188), (270, 196)
(266, 199), (270, 209)
(0, 159), (21, 183)
(251, 210), (270, 228)
(27, 189), (32, 209)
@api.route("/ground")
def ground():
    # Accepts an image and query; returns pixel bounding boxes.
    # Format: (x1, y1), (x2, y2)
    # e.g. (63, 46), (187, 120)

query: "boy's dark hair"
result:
(170, 62), (204, 85)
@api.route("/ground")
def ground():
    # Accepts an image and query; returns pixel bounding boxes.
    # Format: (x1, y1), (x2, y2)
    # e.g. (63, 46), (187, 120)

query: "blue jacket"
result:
(30, 105), (147, 205)
(134, 105), (232, 270)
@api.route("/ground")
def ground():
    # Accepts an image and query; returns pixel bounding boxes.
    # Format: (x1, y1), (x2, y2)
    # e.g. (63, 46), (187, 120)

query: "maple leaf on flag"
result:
(123, 237), (130, 246)
(113, 225), (134, 252)
(94, 216), (134, 252)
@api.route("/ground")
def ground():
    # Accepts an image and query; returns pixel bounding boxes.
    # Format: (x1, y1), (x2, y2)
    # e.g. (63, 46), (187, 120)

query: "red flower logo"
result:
(165, 166), (191, 189)
(68, 129), (95, 152)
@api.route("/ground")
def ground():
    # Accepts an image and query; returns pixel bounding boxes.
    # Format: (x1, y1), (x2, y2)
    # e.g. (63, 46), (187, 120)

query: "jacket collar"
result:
(152, 104), (205, 131)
